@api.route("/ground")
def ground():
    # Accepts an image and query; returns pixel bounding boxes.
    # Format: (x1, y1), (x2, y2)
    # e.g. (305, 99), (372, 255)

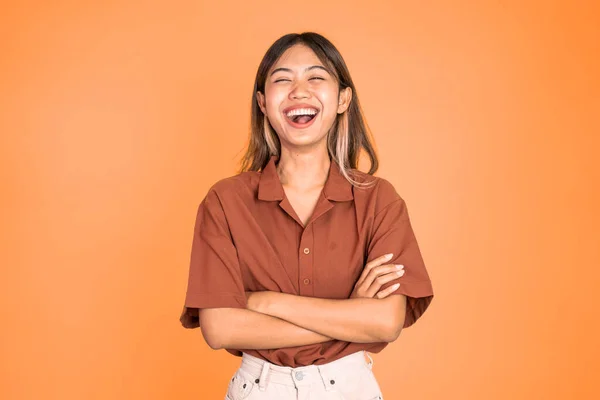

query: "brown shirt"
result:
(180, 155), (434, 367)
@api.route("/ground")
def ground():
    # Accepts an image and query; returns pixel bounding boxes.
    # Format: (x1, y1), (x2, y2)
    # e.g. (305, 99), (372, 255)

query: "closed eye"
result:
(274, 77), (325, 83)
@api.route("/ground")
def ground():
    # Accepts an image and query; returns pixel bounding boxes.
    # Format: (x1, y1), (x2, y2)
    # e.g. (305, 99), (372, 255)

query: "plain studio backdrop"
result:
(1, 1), (598, 399)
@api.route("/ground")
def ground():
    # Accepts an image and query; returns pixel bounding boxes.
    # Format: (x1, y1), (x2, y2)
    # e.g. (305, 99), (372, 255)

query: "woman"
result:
(180, 32), (434, 400)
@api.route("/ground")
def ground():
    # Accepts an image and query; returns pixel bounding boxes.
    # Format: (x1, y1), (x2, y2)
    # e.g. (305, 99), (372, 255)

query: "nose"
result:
(289, 81), (310, 100)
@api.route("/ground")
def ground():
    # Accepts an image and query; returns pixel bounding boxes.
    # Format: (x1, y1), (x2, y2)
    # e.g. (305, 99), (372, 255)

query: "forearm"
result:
(214, 307), (335, 350)
(255, 293), (396, 343)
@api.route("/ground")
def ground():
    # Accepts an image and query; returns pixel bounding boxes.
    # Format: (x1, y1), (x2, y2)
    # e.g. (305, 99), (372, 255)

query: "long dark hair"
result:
(237, 32), (379, 187)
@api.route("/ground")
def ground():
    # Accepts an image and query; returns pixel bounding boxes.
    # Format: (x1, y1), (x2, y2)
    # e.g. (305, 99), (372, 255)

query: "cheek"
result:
(264, 88), (286, 116)
(316, 88), (340, 116)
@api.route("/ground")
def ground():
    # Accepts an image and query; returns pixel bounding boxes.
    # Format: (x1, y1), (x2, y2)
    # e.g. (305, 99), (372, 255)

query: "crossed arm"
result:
(200, 291), (407, 350)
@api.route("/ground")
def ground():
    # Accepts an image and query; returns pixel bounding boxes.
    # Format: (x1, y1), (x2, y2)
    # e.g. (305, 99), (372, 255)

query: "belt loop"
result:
(364, 351), (374, 370)
(258, 361), (270, 391)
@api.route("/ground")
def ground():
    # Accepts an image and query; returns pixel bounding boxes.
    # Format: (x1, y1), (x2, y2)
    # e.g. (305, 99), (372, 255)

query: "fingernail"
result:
(385, 253), (393, 259)
(392, 283), (400, 289)
(396, 264), (404, 269)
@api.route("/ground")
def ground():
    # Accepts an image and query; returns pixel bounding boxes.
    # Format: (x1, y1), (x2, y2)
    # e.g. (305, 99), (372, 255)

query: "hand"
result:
(350, 253), (405, 299)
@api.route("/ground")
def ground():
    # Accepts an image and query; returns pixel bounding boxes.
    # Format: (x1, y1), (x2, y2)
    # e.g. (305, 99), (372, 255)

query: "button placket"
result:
(298, 225), (314, 296)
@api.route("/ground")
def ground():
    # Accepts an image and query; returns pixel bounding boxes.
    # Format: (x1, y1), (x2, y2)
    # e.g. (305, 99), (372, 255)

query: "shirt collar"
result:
(258, 155), (354, 202)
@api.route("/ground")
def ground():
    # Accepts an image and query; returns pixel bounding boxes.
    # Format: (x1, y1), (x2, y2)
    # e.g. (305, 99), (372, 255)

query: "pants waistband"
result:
(239, 351), (374, 392)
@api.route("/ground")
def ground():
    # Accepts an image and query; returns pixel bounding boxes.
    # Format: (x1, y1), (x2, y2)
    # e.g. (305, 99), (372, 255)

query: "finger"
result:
(357, 253), (394, 286)
(375, 283), (400, 299)
(367, 269), (404, 297)
(362, 263), (403, 292)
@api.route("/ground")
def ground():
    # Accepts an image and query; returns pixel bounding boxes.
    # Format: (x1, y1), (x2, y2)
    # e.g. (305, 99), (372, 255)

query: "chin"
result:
(283, 132), (328, 147)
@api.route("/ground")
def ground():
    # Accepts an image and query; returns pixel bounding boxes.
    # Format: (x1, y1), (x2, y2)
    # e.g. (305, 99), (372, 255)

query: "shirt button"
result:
(303, 278), (310, 285)
(303, 248), (310, 254)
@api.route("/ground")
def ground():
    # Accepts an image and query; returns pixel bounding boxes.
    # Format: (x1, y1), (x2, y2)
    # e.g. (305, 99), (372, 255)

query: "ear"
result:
(256, 91), (267, 115)
(337, 87), (353, 114)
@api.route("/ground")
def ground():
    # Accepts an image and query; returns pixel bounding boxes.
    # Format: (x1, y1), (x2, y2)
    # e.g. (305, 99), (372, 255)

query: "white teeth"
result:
(286, 108), (318, 117)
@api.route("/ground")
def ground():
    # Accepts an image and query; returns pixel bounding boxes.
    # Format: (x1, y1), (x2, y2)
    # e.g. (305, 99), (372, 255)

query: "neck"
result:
(276, 149), (331, 191)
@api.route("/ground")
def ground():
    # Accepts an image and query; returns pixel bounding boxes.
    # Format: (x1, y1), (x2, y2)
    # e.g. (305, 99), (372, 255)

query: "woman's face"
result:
(257, 44), (352, 151)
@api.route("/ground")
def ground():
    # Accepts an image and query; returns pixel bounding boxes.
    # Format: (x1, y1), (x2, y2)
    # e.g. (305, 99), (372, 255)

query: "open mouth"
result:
(288, 113), (316, 124)
(284, 108), (319, 128)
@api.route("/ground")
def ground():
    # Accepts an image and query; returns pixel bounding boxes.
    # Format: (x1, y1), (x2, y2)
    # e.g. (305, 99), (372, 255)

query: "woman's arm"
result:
(247, 291), (406, 343)
(200, 307), (335, 350)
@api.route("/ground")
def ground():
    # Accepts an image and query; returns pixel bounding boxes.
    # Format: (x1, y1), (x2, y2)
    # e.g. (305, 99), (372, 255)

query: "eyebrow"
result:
(269, 65), (329, 76)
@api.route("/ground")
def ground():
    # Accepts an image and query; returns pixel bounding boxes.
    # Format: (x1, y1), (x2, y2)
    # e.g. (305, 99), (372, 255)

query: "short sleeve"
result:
(179, 188), (248, 329)
(366, 183), (434, 329)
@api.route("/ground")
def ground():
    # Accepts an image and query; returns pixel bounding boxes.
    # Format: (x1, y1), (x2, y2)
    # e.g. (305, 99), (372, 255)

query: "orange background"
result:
(1, 1), (598, 399)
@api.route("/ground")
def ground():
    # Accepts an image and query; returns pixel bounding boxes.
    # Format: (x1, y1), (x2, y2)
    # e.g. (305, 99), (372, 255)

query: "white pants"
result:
(225, 350), (384, 400)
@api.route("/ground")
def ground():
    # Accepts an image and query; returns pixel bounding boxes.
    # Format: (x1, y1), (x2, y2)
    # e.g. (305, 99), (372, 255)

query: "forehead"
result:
(271, 44), (324, 71)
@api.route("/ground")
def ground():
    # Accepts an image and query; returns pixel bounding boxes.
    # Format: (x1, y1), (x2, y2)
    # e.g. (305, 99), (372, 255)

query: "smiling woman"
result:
(243, 33), (380, 186)
(180, 32), (434, 400)
(254, 42), (355, 163)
